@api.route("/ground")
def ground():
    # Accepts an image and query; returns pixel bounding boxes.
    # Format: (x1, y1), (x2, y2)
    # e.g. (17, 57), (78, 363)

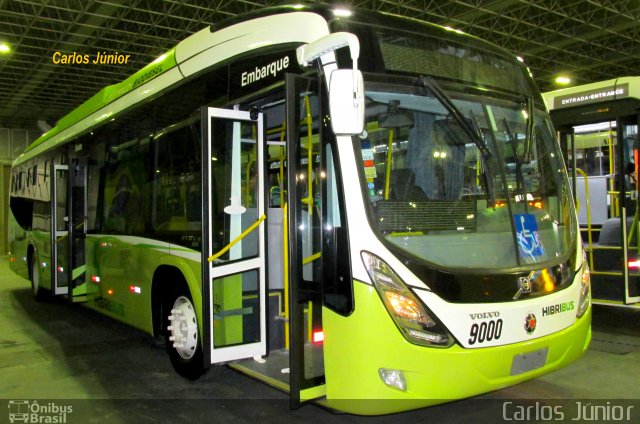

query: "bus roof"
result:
(14, 8), (330, 166)
(15, 4), (523, 166)
(542, 76), (640, 111)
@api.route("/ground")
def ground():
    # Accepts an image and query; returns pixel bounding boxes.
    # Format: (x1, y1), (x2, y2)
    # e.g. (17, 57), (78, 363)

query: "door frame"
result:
(201, 106), (267, 364)
(285, 73), (327, 408)
(50, 163), (69, 295)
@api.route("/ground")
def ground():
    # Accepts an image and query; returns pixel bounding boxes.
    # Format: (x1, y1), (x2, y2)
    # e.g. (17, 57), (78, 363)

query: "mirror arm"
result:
(296, 32), (360, 70)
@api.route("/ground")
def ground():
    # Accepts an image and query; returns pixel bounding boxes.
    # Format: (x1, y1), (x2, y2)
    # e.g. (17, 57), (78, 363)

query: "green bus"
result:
(9, 5), (591, 414)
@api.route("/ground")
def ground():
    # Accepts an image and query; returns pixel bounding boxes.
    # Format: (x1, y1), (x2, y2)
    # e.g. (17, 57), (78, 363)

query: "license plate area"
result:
(510, 347), (548, 376)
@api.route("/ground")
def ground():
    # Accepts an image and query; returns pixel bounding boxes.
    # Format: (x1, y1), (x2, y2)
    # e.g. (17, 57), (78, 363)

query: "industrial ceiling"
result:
(0, 0), (639, 129)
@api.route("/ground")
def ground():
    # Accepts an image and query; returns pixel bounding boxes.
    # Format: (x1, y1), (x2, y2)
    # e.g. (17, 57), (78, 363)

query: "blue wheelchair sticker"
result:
(514, 214), (545, 259)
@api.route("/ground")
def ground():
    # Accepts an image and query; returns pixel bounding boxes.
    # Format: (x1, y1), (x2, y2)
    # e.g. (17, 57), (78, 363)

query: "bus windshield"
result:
(357, 78), (577, 270)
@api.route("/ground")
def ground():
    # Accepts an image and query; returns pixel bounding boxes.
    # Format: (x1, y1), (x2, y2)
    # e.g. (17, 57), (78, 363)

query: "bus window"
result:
(32, 200), (50, 232)
(86, 141), (105, 232)
(152, 121), (202, 245)
(9, 196), (33, 230)
(103, 138), (151, 235)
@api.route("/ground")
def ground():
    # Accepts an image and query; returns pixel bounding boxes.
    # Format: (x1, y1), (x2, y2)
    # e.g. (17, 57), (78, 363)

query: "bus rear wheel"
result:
(30, 255), (48, 301)
(164, 289), (206, 380)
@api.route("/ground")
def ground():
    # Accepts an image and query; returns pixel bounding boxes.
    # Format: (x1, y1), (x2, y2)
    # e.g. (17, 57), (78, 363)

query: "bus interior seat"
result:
(594, 217), (637, 271)
(389, 168), (428, 202)
(599, 217), (637, 246)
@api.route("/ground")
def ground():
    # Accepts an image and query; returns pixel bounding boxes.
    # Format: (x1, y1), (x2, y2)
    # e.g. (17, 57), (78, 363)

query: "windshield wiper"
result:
(504, 118), (528, 213)
(417, 76), (495, 206)
(418, 76), (490, 157)
(523, 96), (534, 164)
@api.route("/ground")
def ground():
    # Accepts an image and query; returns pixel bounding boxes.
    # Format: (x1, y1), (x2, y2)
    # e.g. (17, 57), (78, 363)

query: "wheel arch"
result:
(150, 258), (202, 338)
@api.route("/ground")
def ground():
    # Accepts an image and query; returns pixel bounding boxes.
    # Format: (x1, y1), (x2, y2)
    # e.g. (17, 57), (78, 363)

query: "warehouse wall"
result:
(0, 128), (41, 254)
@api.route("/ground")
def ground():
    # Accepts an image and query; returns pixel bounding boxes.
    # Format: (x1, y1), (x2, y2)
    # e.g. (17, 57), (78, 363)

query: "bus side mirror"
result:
(329, 69), (364, 135)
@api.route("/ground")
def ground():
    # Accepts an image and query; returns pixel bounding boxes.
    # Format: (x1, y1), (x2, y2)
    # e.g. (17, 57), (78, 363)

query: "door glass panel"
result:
(204, 107), (266, 365)
(55, 169), (68, 232)
(54, 167), (68, 289)
(286, 74), (326, 403)
(623, 122), (639, 300)
(210, 118), (259, 262)
(213, 269), (261, 348)
(70, 160), (87, 290)
(295, 92), (324, 382)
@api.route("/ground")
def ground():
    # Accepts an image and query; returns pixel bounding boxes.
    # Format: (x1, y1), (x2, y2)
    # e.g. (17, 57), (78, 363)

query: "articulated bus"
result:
(8, 5), (591, 414)
(543, 77), (640, 306)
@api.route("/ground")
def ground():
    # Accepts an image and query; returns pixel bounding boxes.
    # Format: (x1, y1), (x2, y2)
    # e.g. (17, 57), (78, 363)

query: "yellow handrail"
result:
(608, 125), (618, 217)
(302, 252), (321, 265)
(304, 95), (314, 213)
(245, 157), (255, 206)
(628, 208), (639, 247)
(576, 168), (594, 271)
(279, 118), (286, 209)
(207, 214), (266, 262)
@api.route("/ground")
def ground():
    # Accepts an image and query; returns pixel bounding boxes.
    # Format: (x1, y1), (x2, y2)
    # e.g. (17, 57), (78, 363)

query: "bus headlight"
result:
(362, 251), (453, 347)
(576, 258), (591, 318)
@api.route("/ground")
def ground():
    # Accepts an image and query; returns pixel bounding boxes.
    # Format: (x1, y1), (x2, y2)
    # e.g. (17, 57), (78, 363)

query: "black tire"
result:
(29, 255), (48, 301)
(164, 286), (206, 380)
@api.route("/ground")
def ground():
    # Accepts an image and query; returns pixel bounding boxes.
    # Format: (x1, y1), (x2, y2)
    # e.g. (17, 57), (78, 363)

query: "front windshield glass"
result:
(358, 80), (576, 270)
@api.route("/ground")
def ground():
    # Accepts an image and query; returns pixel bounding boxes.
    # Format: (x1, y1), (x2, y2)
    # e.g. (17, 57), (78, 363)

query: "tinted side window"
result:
(10, 196), (33, 230)
(152, 122), (202, 249)
(102, 138), (152, 235)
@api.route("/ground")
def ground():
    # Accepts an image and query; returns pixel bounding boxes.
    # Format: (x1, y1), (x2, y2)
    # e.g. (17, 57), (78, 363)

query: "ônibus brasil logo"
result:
(7, 400), (73, 423)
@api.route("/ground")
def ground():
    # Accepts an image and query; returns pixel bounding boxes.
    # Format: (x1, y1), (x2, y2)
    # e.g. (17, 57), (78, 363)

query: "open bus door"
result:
(620, 119), (640, 303)
(286, 73), (327, 408)
(202, 107), (267, 364)
(562, 118), (640, 305)
(50, 156), (88, 301)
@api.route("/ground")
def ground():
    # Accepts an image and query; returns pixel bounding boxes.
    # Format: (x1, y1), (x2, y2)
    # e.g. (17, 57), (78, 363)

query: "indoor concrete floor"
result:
(1, 256), (639, 423)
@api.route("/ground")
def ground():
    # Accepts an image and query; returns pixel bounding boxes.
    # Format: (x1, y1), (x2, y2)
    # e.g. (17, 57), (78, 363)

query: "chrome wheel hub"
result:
(168, 296), (198, 360)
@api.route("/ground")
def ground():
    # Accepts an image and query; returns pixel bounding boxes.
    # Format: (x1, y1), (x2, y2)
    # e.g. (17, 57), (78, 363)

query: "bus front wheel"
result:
(164, 288), (206, 380)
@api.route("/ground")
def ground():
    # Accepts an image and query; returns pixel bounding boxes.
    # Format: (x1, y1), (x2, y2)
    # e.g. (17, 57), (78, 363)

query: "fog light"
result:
(379, 368), (406, 391)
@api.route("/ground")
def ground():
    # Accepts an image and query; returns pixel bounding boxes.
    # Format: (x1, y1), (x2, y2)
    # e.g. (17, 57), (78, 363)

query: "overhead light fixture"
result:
(0, 41), (11, 55)
(333, 8), (352, 17)
(574, 121), (616, 134)
(555, 76), (571, 85)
